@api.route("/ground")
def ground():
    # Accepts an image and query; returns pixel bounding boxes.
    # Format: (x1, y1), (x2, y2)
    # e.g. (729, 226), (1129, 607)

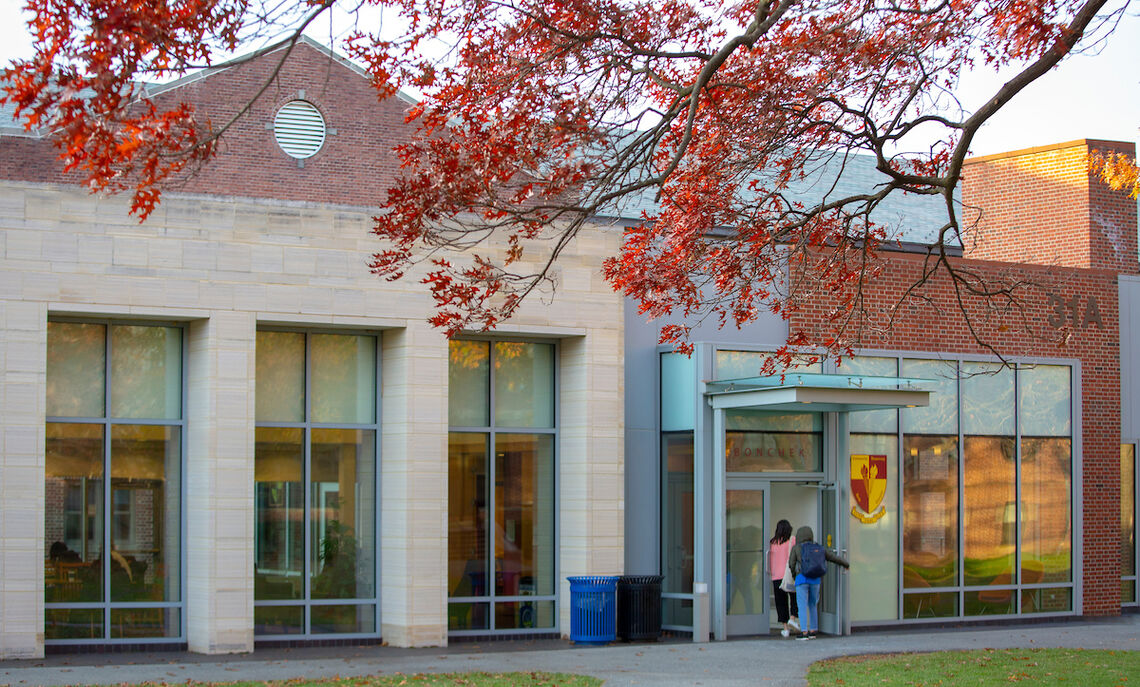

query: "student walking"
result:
(787, 525), (849, 640)
(767, 519), (799, 637)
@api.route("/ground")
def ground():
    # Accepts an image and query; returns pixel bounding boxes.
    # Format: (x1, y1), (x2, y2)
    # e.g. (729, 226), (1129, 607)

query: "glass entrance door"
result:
(725, 483), (769, 636)
(818, 481), (849, 634)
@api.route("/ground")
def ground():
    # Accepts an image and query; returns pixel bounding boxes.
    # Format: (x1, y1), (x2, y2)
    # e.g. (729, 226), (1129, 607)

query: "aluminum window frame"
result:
(447, 337), (560, 638)
(252, 327), (383, 640)
(44, 317), (189, 646)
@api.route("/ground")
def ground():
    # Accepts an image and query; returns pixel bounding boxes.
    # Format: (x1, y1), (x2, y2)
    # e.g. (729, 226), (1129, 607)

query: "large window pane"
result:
(449, 340), (490, 427)
(47, 322), (105, 418)
(449, 433), (489, 600)
(496, 434), (555, 597)
(311, 604), (375, 634)
(901, 360), (957, 434)
(1019, 366), (1071, 436)
(310, 429), (376, 600)
(662, 432), (694, 597)
(110, 608), (180, 638)
(903, 435), (958, 589)
(493, 342), (554, 428)
(45, 423), (104, 604)
(1022, 438), (1072, 583)
(311, 334), (376, 424)
(961, 362), (1014, 436)
(256, 331), (305, 422)
(963, 436), (1016, 586)
(839, 357), (899, 434)
(849, 434), (898, 622)
(1123, 445), (1136, 579)
(111, 326), (181, 420)
(109, 424), (180, 603)
(726, 412), (822, 472)
(715, 350), (821, 379)
(255, 427), (304, 601)
(661, 353), (696, 432)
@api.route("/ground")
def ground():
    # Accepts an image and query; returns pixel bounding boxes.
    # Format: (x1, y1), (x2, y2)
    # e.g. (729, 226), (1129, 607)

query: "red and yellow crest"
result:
(850, 454), (887, 524)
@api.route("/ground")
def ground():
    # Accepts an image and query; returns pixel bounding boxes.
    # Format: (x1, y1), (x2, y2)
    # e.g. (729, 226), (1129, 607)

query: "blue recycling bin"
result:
(568, 575), (619, 645)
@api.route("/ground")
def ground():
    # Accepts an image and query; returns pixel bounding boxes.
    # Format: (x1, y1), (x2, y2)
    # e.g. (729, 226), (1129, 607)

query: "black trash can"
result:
(616, 574), (663, 641)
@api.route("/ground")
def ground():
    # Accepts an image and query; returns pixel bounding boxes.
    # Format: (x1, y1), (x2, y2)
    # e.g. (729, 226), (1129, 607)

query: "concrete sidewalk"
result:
(2, 614), (1137, 687)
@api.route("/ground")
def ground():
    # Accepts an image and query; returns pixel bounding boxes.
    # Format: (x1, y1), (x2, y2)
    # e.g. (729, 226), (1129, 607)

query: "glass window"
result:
(256, 331), (305, 422)
(448, 339), (556, 634)
(311, 334), (376, 424)
(254, 331), (379, 637)
(449, 340), (490, 427)
(901, 359), (957, 434)
(839, 357), (899, 434)
(1022, 438), (1072, 584)
(662, 431), (694, 627)
(44, 322), (183, 642)
(902, 435), (959, 591)
(962, 436), (1016, 588)
(894, 358), (1075, 622)
(1121, 444), (1135, 604)
(726, 411), (822, 472)
(661, 353), (696, 432)
(961, 363), (1014, 436)
(47, 322), (106, 418)
(848, 433), (898, 622)
(715, 350), (821, 380)
(493, 342), (555, 428)
(1019, 366), (1071, 436)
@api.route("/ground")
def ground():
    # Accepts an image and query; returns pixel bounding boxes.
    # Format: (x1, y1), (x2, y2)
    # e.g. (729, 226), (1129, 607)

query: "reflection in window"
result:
(726, 411), (822, 472)
(447, 340), (556, 634)
(254, 331), (378, 637)
(902, 436), (958, 591)
(1022, 438), (1072, 584)
(1123, 445), (1137, 604)
(962, 436), (1015, 589)
(662, 432), (694, 627)
(893, 360), (1074, 621)
(44, 322), (183, 642)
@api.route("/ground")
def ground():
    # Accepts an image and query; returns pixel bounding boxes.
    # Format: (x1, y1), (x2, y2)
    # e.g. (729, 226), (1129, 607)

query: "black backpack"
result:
(799, 542), (827, 578)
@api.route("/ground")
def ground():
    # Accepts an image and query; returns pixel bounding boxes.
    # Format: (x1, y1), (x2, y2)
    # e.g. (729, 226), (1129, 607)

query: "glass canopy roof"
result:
(705, 373), (933, 413)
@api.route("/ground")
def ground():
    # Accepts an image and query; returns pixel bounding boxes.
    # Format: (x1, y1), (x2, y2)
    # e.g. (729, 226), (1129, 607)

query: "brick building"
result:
(0, 39), (1136, 656)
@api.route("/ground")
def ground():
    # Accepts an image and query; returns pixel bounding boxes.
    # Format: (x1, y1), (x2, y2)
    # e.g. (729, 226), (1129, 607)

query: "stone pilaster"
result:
(380, 323), (448, 646)
(0, 299), (47, 658)
(186, 313), (257, 653)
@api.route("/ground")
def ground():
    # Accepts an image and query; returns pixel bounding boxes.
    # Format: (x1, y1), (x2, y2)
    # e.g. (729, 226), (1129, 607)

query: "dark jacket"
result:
(787, 525), (849, 579)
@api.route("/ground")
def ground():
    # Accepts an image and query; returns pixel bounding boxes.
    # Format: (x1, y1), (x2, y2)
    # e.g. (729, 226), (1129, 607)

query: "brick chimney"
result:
(961, 139), (1138, 273)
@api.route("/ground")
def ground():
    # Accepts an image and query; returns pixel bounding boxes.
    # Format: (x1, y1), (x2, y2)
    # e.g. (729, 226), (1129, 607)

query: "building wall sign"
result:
(851, 454), (888, 524)
(1046, 293), (1103, 329)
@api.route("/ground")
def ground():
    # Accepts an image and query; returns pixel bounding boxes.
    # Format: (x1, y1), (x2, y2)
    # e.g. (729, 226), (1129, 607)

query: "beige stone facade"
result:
(0, 182), (625, 657)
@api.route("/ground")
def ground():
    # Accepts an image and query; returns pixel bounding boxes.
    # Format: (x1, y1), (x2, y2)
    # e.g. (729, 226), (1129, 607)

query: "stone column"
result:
(380, 323), (448, 647)
(186, 313), (257, 653)
(0, 299), (47, 658)
(558, 333), (625, 635)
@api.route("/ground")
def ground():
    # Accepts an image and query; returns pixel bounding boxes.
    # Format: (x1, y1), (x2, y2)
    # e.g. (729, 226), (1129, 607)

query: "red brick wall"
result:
(962, 140), (1139, 275)
(790, 252), (1122, 615)
(0, 41), (416, 207)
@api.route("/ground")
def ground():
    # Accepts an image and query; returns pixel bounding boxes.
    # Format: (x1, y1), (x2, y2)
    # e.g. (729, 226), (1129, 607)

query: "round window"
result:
(273, 100), (326, 159)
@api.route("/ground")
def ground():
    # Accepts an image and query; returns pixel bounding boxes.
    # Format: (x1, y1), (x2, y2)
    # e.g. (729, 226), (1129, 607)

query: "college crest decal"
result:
(850, 454), (887, 524)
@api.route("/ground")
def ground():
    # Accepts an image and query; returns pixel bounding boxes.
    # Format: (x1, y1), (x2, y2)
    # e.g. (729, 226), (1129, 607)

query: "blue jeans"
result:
(795, 581), (820, 632)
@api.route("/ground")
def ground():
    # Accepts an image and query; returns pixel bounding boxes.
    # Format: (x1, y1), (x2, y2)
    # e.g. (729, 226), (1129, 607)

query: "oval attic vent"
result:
(274, 100), (326, 159)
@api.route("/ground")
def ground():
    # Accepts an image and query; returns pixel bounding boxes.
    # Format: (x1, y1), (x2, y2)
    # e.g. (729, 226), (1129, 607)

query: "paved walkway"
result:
(2, 614), (1137, 687)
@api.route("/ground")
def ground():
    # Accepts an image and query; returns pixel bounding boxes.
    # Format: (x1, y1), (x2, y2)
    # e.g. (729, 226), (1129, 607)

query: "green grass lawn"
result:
(808, 648), (1138, 685)
(205, 673), (601, 687)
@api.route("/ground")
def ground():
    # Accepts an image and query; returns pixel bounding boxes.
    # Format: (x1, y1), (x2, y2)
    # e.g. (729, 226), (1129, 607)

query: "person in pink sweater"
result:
(767, 519), (799, 637)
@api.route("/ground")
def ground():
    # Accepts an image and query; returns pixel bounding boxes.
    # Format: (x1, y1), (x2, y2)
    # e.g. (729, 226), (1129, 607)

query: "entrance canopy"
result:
(706, 373), (931, 412)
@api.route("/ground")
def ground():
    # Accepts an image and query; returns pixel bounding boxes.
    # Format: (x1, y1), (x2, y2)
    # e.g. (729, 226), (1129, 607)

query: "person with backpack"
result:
(787, 525), (849, 640)
(767, 519), (800, 637)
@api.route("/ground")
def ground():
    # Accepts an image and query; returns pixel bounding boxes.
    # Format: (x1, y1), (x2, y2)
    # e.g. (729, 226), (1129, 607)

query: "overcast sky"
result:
(1, 0), (1137, 157)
